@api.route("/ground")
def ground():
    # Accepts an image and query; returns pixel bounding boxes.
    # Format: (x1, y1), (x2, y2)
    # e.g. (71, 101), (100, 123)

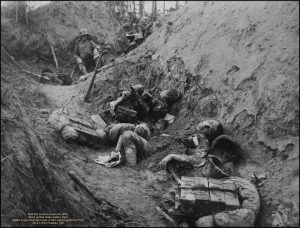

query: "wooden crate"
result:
(175, 176), (240, 217)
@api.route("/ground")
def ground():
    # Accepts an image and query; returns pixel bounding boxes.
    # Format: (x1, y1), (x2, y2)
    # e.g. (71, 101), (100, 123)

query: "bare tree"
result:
(151, 1), (157, 21)
(15, 1), (18, 22)
(133, 1), (135, 15)
(139, 1), (143, 19)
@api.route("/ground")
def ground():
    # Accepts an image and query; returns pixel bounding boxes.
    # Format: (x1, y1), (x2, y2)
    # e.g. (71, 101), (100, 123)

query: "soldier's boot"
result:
(78, 63), (88, 75)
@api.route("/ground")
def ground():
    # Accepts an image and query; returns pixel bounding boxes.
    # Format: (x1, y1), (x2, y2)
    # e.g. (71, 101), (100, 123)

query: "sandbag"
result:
(61, 125), (79, 141)
(48, 108), (70, 132)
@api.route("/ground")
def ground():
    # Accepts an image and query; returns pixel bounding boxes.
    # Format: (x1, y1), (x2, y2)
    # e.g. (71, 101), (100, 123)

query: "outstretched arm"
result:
(158, 153), (196, 169)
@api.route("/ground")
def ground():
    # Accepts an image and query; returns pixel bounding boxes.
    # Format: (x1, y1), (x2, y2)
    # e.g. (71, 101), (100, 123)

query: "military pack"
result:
(173, 176), (240, 218)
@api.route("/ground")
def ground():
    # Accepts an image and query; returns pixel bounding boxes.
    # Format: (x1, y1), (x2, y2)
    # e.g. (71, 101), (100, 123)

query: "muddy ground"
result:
(1, 1), (299, 227)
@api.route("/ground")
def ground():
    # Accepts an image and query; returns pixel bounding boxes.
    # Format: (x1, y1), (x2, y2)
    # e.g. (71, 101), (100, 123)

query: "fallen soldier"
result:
(104, 84), (182, 122)
(95, 123), (152, 167)
(158, 119), (224, 177)
(96, 123), (136, 144)
(156, 120), (260, 227)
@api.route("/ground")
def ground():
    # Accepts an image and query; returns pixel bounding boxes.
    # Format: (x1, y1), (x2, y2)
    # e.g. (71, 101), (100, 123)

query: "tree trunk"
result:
(139, 1), (143, 19)
(176, 1), (179, 10)
(163, 1), (165, 16)
(133, 1), (135, 15)
(120, 1), (125, 18)
(15, 2), (18, 23)
(152, 1), (157, 21)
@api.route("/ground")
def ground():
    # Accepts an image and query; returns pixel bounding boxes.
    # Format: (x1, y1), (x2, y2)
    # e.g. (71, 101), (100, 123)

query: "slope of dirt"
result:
(1, 1), (128, 69)
(59, 1), (297, 226)
(1, 66), (131, 227)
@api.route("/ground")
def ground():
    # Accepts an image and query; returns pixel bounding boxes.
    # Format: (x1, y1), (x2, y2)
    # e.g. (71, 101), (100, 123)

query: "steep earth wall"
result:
(89, 1), (299, 226)
(1, 64), (125, 227)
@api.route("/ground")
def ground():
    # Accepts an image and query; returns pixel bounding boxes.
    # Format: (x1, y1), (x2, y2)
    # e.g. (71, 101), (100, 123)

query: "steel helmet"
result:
(79, 28), (89, 36)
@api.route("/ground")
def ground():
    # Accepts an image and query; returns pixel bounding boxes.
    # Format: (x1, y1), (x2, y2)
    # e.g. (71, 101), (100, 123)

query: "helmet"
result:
(210, 135), (239, 164)
(96, 129), (108, 142)
(79, 28), (89, 36)
(134, 124), (151, 140)
(196, 120), (223, 140)
(131, 84), (145, 95)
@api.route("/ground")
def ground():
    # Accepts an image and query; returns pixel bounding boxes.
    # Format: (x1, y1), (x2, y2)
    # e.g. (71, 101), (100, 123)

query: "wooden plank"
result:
(195, 190), (210, 201)
(194, 176), (208, 188)
(180, 176), (195, 188)
(180, 189), (196, 201)
(224, 191), (240, 209)
(210, 190), (225, 203)
(222, 182), (236, 192)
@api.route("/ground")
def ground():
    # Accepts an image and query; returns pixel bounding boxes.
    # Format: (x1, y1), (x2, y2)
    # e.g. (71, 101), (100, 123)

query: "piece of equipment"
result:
(84, 49), (108, 102)
(172, 176), (241, 218)
(115, 106), (137, 123)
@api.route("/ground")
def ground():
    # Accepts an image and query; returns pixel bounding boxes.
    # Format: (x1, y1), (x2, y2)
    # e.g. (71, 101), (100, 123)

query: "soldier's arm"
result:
(90, 40), (101, 51)
(158, 153), (200, 169)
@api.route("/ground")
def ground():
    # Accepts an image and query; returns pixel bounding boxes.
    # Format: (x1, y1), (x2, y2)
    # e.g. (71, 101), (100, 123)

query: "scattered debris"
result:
(251, 172), (267, 187)
(155, 206), (178, 226)
(164, 113), (175, 123)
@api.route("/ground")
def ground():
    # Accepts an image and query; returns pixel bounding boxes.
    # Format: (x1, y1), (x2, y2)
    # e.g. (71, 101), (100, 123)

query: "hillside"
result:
(1, 1), (128, 66)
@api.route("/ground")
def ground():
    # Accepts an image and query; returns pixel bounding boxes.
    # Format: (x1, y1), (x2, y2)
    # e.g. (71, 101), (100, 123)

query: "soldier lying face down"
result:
(95, 123), (152, 167)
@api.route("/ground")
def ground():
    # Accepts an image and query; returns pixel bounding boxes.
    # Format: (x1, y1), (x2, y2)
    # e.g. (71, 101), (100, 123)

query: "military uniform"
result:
(170, 133), (210, 175)
(73, 29), (101, 75)
(116, 130), (152, 165)
(106, 123), (136, 144)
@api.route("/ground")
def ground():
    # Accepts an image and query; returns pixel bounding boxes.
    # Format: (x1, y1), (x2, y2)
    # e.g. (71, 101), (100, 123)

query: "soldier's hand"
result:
(157, 154), (173, 170)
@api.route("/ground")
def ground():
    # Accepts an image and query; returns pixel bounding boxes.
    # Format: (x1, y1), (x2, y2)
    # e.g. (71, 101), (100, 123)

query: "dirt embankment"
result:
(81, 1), (298, 226)
(1, 1), (128, 69)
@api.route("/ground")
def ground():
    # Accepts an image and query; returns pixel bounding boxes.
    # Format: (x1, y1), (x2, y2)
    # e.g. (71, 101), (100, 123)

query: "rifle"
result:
(84, 50), (108, 102)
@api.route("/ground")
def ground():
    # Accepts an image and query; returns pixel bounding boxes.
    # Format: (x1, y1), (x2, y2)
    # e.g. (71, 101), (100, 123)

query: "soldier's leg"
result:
(115, 131), (148, 166)
(115, 131), (136, 165)
(75, 57), (88, 75)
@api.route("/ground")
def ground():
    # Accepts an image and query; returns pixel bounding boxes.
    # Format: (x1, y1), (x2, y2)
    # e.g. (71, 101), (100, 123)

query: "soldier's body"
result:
(106, 84), (182, 121)
(73, 28), (101, 75)
(158, 119), (224, 176)
(96, 124), (152, 167)
(157, 119), (260, 227)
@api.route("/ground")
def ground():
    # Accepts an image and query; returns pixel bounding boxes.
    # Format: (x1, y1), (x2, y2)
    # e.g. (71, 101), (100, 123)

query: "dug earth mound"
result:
(1, 1), (299, 227)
